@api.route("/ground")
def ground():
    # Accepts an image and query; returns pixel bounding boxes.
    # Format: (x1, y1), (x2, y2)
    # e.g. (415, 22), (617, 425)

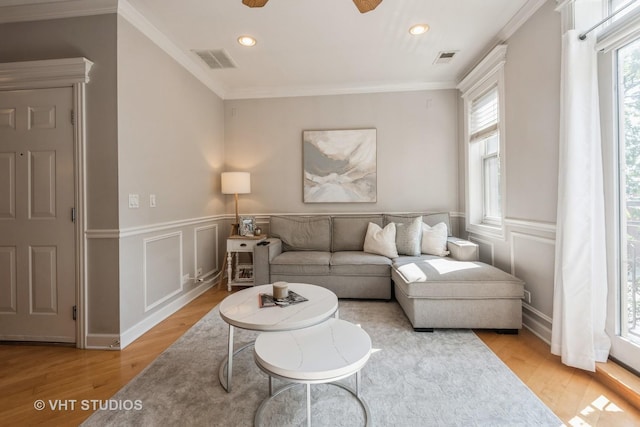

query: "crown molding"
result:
(225, 80), (458, 100)
(456, 0), (546, 87)
(0, 0), (117, 24)
(116, 0), (228, 99)
(498, 0), (548, 41)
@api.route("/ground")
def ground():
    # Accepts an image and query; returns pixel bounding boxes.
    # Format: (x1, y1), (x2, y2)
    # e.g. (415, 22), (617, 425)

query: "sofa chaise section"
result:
(392, 255), (525, 331)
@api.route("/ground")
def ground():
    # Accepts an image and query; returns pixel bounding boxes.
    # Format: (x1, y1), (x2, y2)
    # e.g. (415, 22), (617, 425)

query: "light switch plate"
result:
(150, 194), (157, 208)
(128, 194), (139, 208)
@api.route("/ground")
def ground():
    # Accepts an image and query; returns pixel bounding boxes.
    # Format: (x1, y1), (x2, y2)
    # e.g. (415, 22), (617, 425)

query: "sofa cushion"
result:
(395, 216), (422, 256)
(332, 215), (383, 252)
(393, 256), (524, 299)
(363, 222), (398, 258)
(270, 216), (331, 252)
(330, 251), (391, 276)
(384, 212), (452, 237)
(270, 251), (331, 275)
(421, 222), (449, 256)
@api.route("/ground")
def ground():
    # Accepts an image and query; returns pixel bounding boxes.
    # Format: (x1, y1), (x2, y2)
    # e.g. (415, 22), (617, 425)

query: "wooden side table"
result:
(226, 235), (266, 291)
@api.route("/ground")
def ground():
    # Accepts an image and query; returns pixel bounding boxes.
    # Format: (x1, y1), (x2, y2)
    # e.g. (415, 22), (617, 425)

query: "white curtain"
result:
(551, 29), (611, 372)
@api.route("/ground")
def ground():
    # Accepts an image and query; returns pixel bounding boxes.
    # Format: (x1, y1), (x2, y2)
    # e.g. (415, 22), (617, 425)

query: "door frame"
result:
(0, 58), (93, 348)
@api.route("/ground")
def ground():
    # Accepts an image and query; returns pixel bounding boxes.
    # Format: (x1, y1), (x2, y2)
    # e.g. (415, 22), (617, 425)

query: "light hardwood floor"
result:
(1, 286), (639, 426)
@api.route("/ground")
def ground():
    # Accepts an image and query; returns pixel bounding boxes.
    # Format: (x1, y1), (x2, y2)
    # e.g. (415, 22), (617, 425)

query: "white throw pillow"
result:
(363, 222), (398, 258)
(421, 222), (450, 256)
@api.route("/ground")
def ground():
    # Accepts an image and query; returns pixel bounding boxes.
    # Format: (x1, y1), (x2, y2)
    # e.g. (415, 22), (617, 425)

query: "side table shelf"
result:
(226, 235), (266, 291)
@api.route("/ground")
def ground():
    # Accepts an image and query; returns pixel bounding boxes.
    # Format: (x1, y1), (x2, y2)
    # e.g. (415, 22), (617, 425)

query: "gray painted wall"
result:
(464, 0), (561, 340)
(0, 15), (121, 335)
(116, 17), (226, 334)
(0, 15), (228, 343)
(224, 90), (460, 216)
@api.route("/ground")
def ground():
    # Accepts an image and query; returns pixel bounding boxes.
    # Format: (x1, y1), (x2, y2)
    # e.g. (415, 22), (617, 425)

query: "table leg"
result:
(227, 324), (234, 392)
(356, 370), (361, 398)
(227, 252), (233, 291)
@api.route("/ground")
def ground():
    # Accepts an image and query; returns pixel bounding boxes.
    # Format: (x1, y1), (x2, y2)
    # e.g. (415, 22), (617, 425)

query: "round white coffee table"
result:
(253, 318), (372, 427)
(218, 283), (338, 392)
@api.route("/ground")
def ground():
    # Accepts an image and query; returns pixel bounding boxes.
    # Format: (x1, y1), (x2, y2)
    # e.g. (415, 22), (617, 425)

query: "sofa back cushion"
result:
(332, 215), (383, 252)
(270, 216), (331, 252)
(384, 212), (452, 236)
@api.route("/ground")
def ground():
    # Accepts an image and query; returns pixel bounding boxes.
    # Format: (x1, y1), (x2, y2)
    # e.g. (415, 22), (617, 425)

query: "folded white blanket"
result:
(397, 263), (427, 283)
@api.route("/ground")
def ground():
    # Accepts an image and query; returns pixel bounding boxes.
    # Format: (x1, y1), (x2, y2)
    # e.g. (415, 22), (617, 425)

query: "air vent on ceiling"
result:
(434, 51), (458, 65)
(192, 49), (237, 69)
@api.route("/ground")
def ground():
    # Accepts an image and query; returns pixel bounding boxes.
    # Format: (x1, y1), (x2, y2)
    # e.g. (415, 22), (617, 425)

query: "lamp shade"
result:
(221, 172), (251, 194)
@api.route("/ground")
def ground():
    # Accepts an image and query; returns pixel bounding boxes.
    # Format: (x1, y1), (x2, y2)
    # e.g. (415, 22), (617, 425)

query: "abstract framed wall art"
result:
(303, 129), (377, 203)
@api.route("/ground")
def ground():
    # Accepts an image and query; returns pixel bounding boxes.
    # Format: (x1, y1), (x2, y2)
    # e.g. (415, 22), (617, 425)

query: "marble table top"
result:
(254, 318), (372, 381)
(219, 283), (338, 331)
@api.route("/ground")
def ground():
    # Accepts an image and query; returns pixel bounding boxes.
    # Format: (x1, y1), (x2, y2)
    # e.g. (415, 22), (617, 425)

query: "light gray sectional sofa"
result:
(254, 213), (525, 331)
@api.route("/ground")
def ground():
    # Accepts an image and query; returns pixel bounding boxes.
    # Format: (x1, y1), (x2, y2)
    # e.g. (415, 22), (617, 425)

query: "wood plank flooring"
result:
(1, 285), (639, 426)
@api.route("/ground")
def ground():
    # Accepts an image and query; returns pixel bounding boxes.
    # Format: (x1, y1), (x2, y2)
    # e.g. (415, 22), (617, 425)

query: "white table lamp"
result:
(221, 172), (251, 231)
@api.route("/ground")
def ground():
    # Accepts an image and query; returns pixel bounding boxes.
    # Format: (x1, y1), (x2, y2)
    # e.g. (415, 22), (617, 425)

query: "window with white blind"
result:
(470, 87), (502, 225)
(459, 45), (506, 238)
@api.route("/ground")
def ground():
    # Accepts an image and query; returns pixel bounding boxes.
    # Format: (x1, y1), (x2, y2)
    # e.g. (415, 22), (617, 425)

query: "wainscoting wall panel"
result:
(467, 219), (557, 342)
(194, 224), (218, 280)
(143, 231), (183, 312)
(468, 235), (495, 265)
(510, 231), (555, 318)
(97, 215), (226, 349)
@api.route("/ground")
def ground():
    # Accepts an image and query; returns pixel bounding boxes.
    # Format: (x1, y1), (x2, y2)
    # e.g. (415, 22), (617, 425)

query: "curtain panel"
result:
(551, 29), (611, 372)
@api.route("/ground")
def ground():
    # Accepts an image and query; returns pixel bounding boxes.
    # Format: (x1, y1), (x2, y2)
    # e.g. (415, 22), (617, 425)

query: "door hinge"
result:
(72, 305), (77, 321)
(71, 207), (76, 223)
(71, 110), (75, 126)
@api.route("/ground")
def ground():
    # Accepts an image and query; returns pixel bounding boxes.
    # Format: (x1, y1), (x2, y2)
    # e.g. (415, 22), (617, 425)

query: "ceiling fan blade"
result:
(242, 0), (269, 7)
(353, 0), (382, 13)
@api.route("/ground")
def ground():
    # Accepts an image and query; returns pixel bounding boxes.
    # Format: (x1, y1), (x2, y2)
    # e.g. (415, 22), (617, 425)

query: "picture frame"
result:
(303, 129), (377, 203)
(238, 216), (255, 236)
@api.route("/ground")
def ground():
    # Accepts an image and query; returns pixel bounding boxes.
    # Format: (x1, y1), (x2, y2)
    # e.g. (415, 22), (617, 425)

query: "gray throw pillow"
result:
(394, 216), (422, 256)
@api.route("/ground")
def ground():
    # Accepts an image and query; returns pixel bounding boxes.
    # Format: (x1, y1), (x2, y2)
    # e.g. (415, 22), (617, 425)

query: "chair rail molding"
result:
(504, 217), (557, 233)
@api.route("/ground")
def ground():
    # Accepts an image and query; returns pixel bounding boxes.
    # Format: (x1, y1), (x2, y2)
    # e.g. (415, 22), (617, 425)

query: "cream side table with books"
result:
(226, 235), (266, 291)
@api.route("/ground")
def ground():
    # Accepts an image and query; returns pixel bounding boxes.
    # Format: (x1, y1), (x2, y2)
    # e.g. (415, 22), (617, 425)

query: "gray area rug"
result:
(83, 300), (562, 426)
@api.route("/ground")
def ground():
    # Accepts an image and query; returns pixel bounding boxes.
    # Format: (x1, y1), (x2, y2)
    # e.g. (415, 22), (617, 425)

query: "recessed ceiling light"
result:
(409, 24), (429, 35)
(237, 35), (257, 47)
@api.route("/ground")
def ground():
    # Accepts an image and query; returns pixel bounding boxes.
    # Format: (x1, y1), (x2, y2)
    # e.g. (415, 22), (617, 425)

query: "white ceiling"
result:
(0, 0), (545, 99)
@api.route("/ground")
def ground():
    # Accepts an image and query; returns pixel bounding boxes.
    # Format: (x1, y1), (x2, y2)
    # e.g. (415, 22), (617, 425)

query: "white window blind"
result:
(470, 87), (499, 142)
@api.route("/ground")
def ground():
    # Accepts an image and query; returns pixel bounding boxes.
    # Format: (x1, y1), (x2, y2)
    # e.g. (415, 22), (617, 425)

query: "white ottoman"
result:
(253, 318), (372, 426)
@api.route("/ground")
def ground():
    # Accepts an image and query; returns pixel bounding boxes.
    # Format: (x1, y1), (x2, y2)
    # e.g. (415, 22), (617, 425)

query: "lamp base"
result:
(230, 223), (240, 236)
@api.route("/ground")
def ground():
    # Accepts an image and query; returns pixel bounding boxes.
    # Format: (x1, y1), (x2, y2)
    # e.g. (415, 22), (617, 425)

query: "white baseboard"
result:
(119, 279), (216, 349)
(85, 333), (121, 350)
(522, 305), (552, 345)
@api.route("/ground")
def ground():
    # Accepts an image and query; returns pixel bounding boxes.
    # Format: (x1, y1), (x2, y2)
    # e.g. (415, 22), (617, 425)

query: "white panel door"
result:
(0, 87), (76, 343)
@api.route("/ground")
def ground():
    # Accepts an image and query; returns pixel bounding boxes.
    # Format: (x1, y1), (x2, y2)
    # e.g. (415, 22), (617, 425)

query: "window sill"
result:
(467, 222), (505, 240)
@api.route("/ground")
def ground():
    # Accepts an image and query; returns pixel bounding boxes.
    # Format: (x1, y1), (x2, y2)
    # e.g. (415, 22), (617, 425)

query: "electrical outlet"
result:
(523, 290), (532, 304)
(182, 274), (190, 284)
(197, 267), (203, 277)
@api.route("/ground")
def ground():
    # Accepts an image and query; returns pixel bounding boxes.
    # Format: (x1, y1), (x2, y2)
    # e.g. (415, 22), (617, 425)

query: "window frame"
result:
(459, 45), (507, 239)
(588, 0), (640, 373)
